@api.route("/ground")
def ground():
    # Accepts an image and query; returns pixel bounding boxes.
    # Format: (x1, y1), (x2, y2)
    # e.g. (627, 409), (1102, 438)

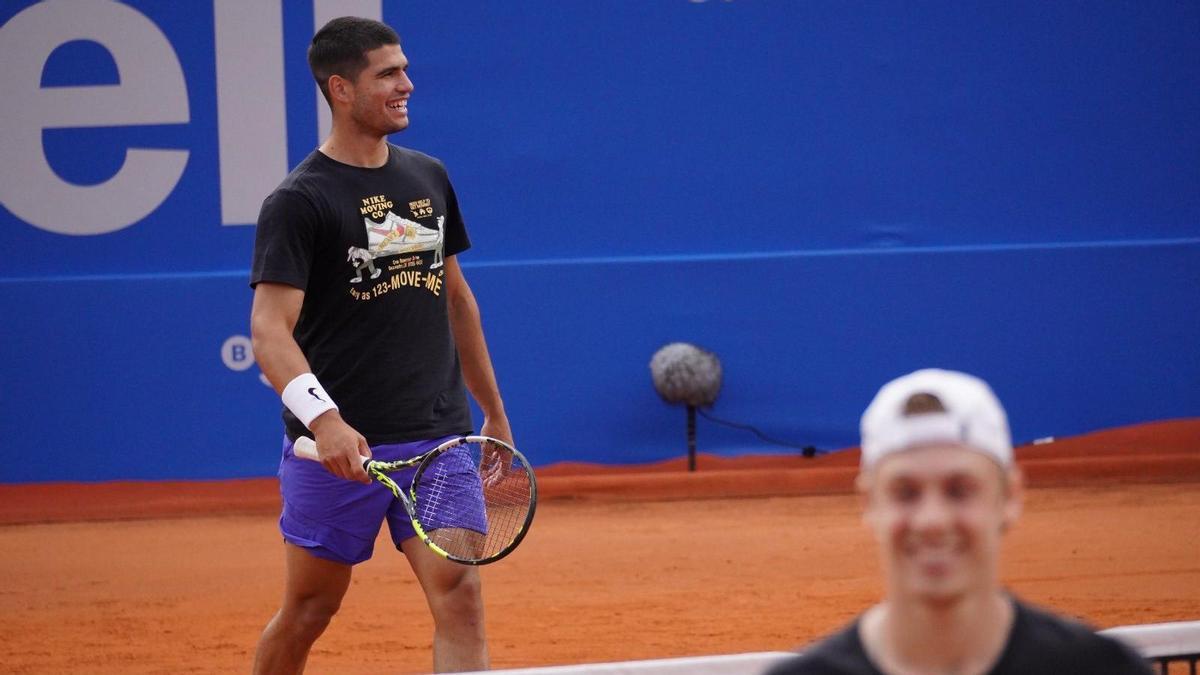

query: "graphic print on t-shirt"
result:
(347, 193), (447, 301)
(367, 211), (444, 266)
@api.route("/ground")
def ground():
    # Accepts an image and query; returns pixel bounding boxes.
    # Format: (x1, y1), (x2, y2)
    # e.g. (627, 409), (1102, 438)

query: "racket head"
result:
(408, 435), (537, 565)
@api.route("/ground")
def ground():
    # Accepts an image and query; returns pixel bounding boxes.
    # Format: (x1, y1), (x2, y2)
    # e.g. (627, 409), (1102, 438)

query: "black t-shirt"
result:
(250, 145), (474, 444)
(765, 598), (1152, 675)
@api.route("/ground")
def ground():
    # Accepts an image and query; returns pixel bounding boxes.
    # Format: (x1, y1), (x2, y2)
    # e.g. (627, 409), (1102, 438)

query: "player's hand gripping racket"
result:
(293, 435), (537, 565)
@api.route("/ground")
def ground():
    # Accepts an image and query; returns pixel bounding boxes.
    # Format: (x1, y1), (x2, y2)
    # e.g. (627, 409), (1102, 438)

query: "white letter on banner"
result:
(214, 0), (288, 226)
(0, 0), (190, 236)
(313, 0), (383, 142)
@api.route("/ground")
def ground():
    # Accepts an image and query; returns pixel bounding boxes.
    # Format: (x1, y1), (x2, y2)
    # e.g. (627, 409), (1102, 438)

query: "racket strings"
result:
(414, 441), (534, 562)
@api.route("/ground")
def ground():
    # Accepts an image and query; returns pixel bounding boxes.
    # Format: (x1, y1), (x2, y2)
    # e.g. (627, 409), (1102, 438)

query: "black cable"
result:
(695, 407), (818, 455)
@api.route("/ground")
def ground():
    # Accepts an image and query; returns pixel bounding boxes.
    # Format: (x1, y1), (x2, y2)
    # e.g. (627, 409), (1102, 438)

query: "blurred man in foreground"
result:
(767, 368), (1150, 675)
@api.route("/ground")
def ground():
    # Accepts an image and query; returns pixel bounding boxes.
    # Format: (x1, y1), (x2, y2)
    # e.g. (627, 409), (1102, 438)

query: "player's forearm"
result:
(448, 289), (506, 418)
(249, 284), (314, 396)
(251, 314), (353, 435)
(250, 319), (313, 395)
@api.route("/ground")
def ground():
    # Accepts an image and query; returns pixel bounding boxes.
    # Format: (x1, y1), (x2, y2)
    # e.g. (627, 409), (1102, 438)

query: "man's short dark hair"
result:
(308, 17), (400, 104)
(902, 392), (946, 416)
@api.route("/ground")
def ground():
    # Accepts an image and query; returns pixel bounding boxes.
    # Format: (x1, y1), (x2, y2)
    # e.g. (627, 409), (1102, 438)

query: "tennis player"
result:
(249, 17), (510, 673)
(766, 369), (1151, 675)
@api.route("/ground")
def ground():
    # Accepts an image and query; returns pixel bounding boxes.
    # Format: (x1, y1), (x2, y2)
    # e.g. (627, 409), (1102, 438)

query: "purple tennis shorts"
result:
(277, 435), (485, 565)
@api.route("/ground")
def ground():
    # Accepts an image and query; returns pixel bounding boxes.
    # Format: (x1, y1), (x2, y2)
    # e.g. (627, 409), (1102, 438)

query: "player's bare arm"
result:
(250, 281), (370, 483)
(443, 255), (512, 445)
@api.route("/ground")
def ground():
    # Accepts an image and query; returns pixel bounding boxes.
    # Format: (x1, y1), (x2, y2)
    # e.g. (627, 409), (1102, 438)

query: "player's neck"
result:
(319, 126), (390, 169)
(862, 591), (1014, 675)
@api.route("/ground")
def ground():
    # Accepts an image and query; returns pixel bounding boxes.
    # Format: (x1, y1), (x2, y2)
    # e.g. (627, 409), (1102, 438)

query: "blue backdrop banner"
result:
(2, 1), (1197, 481)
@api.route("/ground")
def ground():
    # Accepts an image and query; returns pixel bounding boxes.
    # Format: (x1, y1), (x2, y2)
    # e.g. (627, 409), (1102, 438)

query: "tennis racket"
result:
(293, 435), (537, 565)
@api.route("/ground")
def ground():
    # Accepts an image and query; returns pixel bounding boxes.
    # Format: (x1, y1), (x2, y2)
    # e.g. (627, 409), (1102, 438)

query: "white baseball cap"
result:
(860, 368), (1013, 469)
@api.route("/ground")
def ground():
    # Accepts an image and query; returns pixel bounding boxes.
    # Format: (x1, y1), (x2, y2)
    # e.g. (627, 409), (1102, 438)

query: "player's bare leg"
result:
(403, 537), (488, 672)
(253, 543), (353, 675)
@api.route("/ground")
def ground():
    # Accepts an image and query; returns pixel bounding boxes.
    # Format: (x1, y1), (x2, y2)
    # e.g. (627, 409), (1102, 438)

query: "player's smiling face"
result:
(862, 445), (1020, 605)
(348, 43), (413, 136)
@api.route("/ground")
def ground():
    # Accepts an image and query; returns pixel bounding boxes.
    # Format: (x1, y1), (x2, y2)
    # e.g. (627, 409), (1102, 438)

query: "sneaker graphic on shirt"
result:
(364, 212), (444, 269)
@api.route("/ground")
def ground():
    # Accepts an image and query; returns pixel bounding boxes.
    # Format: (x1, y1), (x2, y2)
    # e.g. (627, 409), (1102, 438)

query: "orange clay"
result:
(0, 419), (1196, 673)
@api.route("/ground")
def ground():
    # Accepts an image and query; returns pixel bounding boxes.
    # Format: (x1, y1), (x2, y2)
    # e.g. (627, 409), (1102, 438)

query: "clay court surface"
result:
(1, 420), (1197, 674)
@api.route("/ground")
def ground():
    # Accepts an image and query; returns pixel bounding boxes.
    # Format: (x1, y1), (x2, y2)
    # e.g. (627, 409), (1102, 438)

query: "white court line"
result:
(462, 652), (795, 675)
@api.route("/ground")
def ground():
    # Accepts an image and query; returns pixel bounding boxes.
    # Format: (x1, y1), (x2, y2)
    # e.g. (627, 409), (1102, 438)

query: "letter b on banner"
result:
(221, 335), (255, 372)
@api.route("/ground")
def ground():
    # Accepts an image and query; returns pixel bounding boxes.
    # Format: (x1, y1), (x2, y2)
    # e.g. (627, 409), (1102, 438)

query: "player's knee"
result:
(285, 595), (342, 642)
(429, 570), (484, 620)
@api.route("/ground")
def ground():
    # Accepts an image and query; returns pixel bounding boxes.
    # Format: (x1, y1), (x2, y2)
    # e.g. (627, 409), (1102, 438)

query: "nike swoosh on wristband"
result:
(307, 387), (326, 402)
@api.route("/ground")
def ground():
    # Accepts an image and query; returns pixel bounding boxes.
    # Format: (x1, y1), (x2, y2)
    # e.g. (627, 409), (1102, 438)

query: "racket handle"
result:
(292, 436), (320, 461)
(291, 437), (372, 470)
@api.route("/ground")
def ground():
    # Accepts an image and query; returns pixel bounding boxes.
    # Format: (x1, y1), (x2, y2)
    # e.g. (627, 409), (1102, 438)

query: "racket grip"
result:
(292, 436), (320, 461)
(291, 437), (371, 470)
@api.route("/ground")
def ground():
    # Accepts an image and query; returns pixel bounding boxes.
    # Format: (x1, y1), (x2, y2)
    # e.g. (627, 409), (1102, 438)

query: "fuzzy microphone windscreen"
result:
(649, 342), (722, 407)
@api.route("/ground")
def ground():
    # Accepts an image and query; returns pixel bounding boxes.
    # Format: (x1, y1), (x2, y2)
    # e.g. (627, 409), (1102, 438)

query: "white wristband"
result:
(282, 373), (338, 429)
